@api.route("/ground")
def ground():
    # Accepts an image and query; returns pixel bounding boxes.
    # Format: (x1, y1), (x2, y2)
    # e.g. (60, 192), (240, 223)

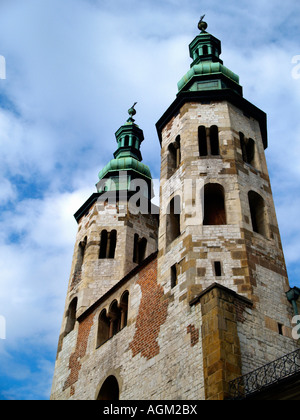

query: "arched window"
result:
(168, 143), (177, 177)
(99, 230), (117, 259)
(198, 126), (207, 157)
(109, 230), (117, 259)
(124, 135), (129, 147)
(65, 297), (77, 335)
(239, 132), (246, 161)
(97, 292), (130, 349)
(203, 184), (226, 225)
(210, 125), (219, 156)
(109, 300), (121, 337)
(240, 132), (256, 166)
(120, 291), (129, 329)
(246, 138), (255, 166)
(79, 237), (87, 263)
(167, 136), (181, 178)
(97, 309), (110, 348)
(175, 135), (181, 168)
(248, 191), (267, 237)
(171, 264), (178, 289)
(75, 237), (87, 271)
(72, 237), (87, 286)
(199, 126), (220, 157)
(133, 234), (139, 263)
(97, 376), (119, 401)
(167, 195), (181, 246)
(133, 234), (147, 264)
(99, 230), (108, 259)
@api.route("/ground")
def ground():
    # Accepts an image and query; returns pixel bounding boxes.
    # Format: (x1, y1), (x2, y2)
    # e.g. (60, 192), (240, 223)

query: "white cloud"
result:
(0, 187), (90, 347)
(0, 177), (16, 205)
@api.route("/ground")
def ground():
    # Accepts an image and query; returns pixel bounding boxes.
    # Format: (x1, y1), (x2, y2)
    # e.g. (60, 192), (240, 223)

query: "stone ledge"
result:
(189, 282), (253, 308)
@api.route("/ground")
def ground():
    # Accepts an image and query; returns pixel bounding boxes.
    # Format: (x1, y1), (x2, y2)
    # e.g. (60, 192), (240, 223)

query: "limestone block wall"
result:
(158, 100), (288, 295)
(237, 265), (297, 375)
(70, 200), (157, 305)
(51, 256), (206, 400)
(54, 197), (158, 363)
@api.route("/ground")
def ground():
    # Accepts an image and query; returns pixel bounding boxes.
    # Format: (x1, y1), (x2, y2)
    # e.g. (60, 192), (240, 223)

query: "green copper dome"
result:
(178, 61), (240, 92)
(98, 157), (152, 181)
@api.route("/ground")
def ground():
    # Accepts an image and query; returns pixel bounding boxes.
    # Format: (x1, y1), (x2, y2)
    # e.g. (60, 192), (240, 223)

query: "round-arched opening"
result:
(65, 297), (78, 335)
(248, 191), (267, 237)
(97, 376), (119, 401)
(203, 183), (226, 226)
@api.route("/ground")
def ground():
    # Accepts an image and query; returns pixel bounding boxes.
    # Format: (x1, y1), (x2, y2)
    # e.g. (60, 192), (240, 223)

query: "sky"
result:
(0, 0), (299, 400)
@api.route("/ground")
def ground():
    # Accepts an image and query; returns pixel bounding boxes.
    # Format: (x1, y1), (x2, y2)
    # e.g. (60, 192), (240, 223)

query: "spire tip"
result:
(198, 15), (208, 33)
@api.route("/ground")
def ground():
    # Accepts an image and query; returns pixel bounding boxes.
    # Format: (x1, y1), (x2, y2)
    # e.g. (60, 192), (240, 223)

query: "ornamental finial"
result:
(127, 102), (137, 122)
(198, 15), (208, 33)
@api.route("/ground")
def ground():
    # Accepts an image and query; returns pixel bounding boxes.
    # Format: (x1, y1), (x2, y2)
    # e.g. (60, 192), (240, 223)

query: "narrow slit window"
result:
(167, 196), (181, 246)
(171, 264), (178, 288)
(214, 261), (222, 277)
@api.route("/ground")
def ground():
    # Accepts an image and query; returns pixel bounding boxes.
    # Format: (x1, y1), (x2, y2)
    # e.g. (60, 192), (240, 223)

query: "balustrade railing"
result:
(229, 349), (300, 399)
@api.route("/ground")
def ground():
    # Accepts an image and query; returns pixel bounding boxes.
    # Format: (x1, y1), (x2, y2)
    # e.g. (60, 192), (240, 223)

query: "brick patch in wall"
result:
(129, 258), (169, 360)
(187, 324), (199, 347)
(63, 312), (94, 393)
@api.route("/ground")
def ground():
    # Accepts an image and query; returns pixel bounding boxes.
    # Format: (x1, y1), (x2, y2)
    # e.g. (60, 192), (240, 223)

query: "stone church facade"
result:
(50, 20), (300, 400)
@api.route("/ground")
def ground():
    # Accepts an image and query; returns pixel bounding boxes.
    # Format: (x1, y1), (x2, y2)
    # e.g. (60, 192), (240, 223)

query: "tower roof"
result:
(177, 18), (242, 95)
(97, 104), (153, 198)
(156, 18), (268, 149)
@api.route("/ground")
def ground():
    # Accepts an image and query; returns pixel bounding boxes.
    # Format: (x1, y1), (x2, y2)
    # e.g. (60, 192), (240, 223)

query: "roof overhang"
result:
(156, 89), (268, 149)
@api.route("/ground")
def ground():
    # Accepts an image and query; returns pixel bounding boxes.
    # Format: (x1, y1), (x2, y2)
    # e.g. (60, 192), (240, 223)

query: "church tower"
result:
(51, 19), (299, 401)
